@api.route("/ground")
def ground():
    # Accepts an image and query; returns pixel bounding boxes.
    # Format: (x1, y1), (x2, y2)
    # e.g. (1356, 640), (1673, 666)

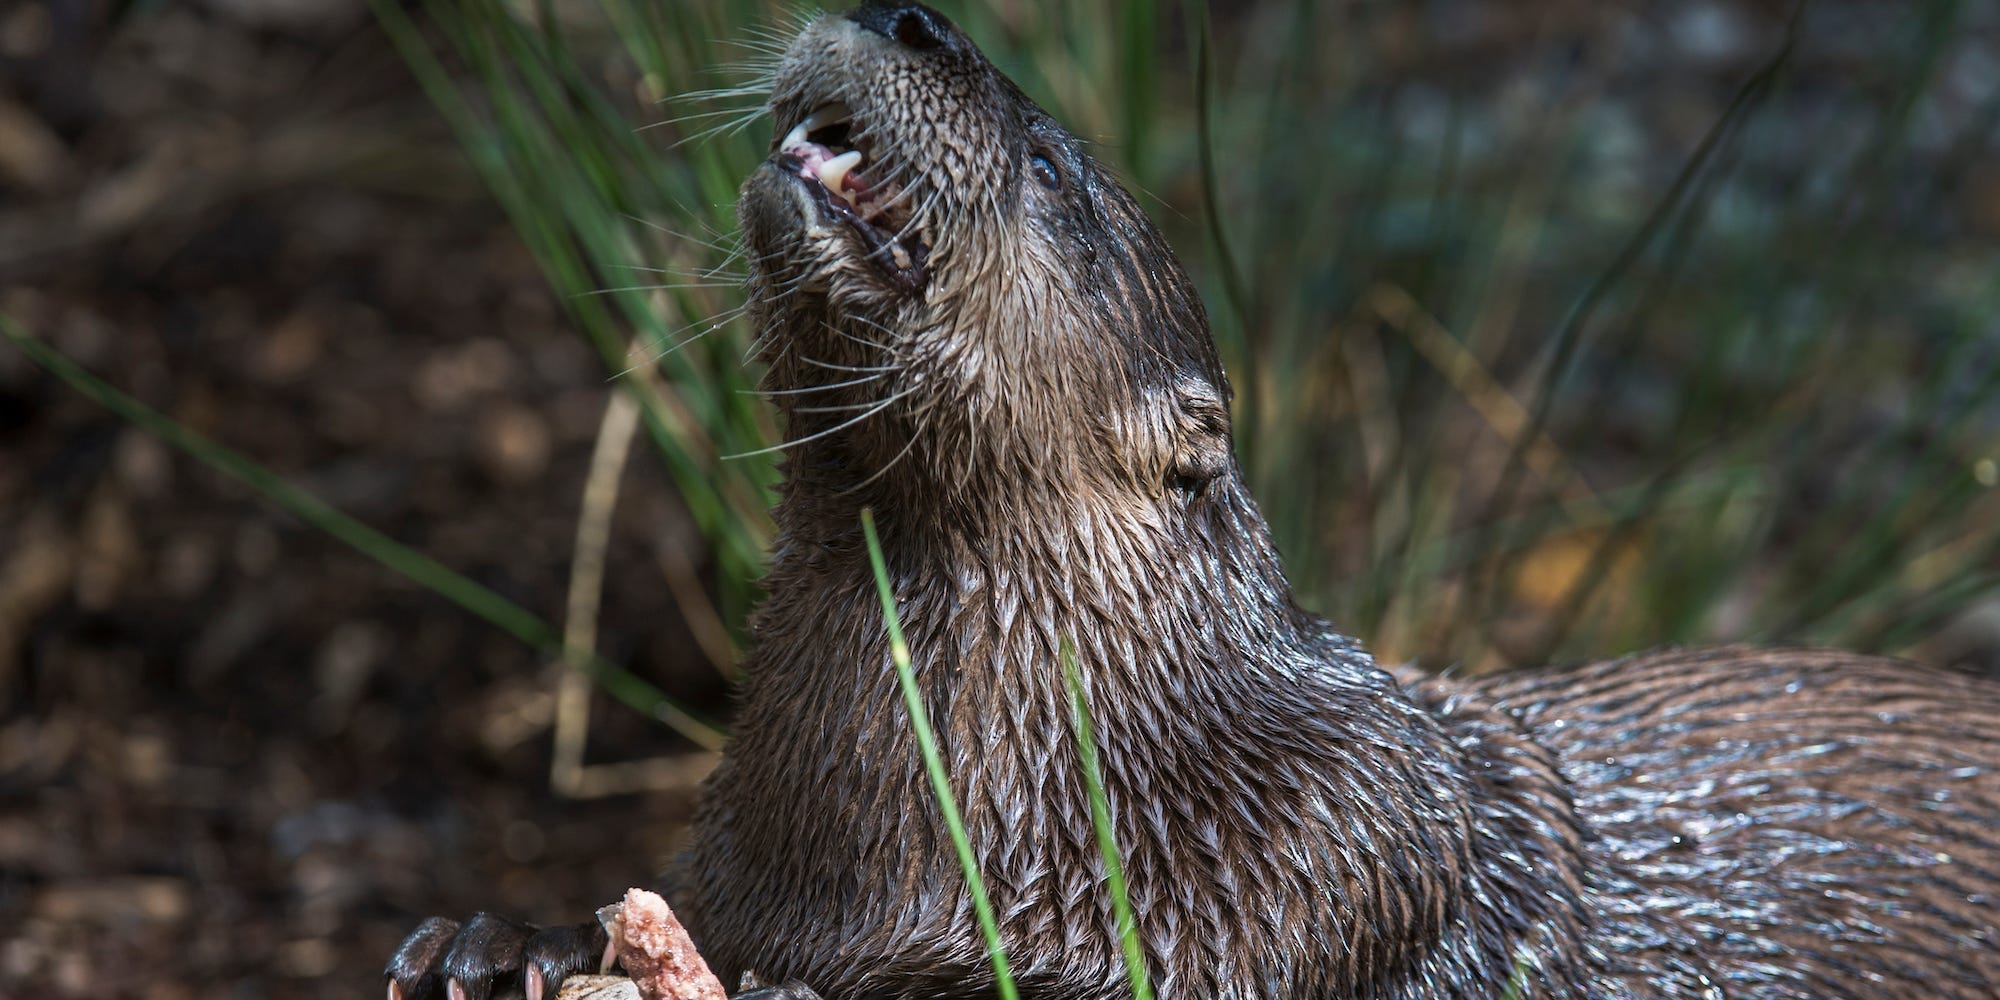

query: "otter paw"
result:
(385, 913), (608, 1000)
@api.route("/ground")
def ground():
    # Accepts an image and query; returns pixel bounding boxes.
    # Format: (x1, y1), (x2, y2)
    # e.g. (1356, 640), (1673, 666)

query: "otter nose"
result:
(847, 1), (952, 52)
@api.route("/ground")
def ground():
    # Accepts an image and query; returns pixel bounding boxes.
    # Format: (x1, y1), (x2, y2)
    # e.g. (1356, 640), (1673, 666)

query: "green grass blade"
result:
(375, 0), (776, 633)
(1471, 7), (1806, 639)
(1498, 946), (1535, 1000)
(1062, 641), (1154, 1000)
(859, 508), (1019, 1000)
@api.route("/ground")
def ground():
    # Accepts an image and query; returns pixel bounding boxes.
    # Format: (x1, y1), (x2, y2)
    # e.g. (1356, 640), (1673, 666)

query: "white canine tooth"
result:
(818, 150), (864, 206)
(782, 122), (810, 150)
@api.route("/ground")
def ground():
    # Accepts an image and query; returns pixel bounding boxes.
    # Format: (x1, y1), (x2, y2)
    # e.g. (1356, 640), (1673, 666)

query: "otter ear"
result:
(1168, 387), (1233, 494)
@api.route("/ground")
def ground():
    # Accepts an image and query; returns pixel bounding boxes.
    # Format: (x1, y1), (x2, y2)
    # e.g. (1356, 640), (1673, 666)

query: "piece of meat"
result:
(596, 889), (727, 1000)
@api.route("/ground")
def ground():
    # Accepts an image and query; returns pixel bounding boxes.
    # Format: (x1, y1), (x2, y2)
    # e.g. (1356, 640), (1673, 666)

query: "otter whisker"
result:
(770, 4), (817, 33)
(705, 244), (751, 278)
(743, 371), (888, 398)
(616, 304), (750, 377)
(722, 384), (919, 460)
(739, 12), (811, 49)
(577, 281), (740, 297)
(668, 110), (774, 149)
(642, 104), (767, 129)
(734, 21), (796, 42)
(625, 215), (746, 258)
(840, 314), (903, 343)
(767, 263), (823, 300)
(673, 82), (776, 101)
(874, 186), (943, 259)
(611, 263), (748, 283)
(843, 396), (942, 493)
(827, 325), (893, 353)
(743, 331), (782, 366)
(856, 153), (920, 190)
(710, 51), (782, 70)
(743, 291), (807, 364)
(729, 35), (792, 57)
(796, 355), (899, 375)
(791, 392), (913, 415)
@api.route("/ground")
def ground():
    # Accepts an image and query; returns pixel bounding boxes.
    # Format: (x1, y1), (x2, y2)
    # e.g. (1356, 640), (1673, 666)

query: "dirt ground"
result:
(2, 4), (734, 996)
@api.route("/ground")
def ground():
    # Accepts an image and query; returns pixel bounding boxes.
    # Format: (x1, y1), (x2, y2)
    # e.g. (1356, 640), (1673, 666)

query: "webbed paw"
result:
(385, 913), (608, 1000)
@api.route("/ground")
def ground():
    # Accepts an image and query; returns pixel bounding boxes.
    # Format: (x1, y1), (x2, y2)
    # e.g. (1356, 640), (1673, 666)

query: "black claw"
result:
(440, 911), (536, 1000)
(387, 912), (611, 1000)
(521, 921), (612, 998)
(386, 916), (462, 1000)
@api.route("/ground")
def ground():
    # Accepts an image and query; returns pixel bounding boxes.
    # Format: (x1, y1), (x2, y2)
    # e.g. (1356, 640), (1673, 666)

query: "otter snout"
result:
(845, 2), (960, 54)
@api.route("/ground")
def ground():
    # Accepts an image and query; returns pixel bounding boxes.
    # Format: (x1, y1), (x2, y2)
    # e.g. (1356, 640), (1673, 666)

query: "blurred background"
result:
(2, 0), (1997, 995)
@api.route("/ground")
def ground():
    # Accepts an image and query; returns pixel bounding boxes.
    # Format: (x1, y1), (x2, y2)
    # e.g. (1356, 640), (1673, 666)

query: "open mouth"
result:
(775, 102), (930, 291)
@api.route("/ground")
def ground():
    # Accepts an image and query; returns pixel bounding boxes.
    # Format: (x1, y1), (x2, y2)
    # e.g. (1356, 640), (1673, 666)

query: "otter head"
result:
(741, 1), (1235, 524)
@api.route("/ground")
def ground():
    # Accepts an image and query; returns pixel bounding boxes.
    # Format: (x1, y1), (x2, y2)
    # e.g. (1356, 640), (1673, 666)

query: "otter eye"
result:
(1029, 153), (1061, 191)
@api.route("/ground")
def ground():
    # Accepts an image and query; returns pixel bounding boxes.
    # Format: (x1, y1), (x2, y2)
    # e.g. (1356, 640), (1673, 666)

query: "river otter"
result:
(386, 3), (2000, 998)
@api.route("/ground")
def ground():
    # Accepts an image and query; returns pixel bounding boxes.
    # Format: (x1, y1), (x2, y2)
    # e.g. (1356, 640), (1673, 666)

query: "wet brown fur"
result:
(678, 6), (2000, 997)
(385, 5), (2000, 999)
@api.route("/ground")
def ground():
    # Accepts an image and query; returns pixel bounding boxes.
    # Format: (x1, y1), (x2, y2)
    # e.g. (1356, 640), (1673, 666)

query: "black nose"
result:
(847, 1), (951, 51)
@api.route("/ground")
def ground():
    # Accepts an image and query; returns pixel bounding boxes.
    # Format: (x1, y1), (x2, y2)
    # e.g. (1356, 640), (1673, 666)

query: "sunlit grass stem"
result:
(859, 508), (1021, 1000)
(1063, 642), (1156, 1000)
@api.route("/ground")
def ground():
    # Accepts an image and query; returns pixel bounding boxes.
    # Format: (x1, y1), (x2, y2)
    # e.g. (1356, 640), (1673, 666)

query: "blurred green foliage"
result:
(390, 0), (2000, 672)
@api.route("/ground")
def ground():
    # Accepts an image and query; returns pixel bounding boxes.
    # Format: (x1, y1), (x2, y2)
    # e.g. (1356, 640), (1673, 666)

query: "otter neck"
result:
(768, 434), (1329, 679)
(741, 460), (1499, 992)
